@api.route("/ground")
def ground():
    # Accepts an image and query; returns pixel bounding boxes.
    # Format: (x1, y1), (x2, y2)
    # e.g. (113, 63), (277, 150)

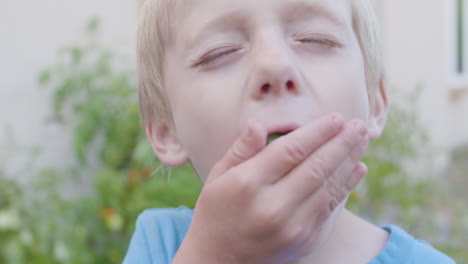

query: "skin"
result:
(147, 0), (390, 263)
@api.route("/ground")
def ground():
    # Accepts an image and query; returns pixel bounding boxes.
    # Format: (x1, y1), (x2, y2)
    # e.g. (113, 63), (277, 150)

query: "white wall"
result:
(376, 0), (468, 171)
(0, 0), (137, 180)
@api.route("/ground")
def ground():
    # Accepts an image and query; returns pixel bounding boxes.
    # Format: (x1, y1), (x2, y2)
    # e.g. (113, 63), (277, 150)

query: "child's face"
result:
(162, 0), (374, 180)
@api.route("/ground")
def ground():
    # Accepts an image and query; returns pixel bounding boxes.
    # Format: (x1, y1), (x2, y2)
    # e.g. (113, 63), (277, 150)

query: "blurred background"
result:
(0, 0), (467, 263)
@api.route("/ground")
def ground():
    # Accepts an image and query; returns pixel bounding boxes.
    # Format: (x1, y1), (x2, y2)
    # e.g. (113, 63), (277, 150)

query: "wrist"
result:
(172, 229), (227, 264)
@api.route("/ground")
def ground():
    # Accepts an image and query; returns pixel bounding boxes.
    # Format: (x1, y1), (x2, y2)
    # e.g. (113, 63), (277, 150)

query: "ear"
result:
(146, 121), (189, 167)
(367, 78), (389, 140)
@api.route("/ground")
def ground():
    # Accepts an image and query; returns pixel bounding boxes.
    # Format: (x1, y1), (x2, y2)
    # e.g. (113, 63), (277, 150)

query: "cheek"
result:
(301, 49), (369, 120)
(170, 77), (243, 180)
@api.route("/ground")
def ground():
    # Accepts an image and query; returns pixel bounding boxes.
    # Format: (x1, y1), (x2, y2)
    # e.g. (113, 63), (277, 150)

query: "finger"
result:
(241, 113), (344, 184)
(349, 135), (369, 164)
(207, 119), (267, 183)
(328, 135), (369, 199)
(292, 161), (368, 237)
(275, 120), (367, 205)
(344, 162), (368, 191)
(325, 162), (368, 214)
(319, 162), (368, 219)
(276, 162), (351, 227)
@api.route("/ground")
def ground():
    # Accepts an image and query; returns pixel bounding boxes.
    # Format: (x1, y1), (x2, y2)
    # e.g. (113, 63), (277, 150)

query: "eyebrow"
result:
(281, 1), (348, 28)
(186, 1), (347, 50)
(186, 10), (248, 51)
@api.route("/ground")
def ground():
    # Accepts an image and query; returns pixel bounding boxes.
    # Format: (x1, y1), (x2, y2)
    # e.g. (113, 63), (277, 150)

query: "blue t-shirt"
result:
(123, 207), (455, 264)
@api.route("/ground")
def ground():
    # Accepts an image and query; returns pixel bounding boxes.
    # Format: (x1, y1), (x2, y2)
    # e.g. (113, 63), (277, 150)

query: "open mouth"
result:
(267, 131), (292, 144)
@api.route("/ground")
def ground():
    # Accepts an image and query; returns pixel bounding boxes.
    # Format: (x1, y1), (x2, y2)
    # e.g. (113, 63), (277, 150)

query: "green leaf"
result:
(86, 17), (100, 34)
(53, 79), (73, 113)
(39, 70), (51, 86)
(71, 47), (82, 64)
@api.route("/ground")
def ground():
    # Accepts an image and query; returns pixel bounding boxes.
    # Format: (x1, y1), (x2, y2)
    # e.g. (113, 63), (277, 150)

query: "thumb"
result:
(207, 120), (267, 183)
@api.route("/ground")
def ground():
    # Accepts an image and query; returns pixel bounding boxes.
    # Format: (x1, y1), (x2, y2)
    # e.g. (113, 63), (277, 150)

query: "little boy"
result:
(124, 0), (455, 263)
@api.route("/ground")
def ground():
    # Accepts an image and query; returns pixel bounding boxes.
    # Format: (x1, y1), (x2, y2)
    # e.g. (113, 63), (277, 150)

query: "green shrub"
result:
(0, 18), (201, 264)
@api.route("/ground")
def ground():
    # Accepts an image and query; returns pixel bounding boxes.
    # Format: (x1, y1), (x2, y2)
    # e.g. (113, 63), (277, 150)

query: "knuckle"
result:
(318, 115), (339, 136)
(324, 176), (340, 197)
(231, 170), (257, 195)
(334, 189), (346, 205)
(336, 181), (349, 201)
(342, 134), (357, 150)
(316, 207), (332, 226)
(256, 203), (284, 231)
(328, 197), (339, 212)
(315, 189), (331, 209)
(279, 138), (308, 165)
(308, 153), (331, 180)
(230, 141), (250, 161)
(279, 225), (303, 247)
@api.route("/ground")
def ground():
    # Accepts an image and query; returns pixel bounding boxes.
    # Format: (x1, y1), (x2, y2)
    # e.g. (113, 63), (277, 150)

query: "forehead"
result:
(174, 0), (353, 47)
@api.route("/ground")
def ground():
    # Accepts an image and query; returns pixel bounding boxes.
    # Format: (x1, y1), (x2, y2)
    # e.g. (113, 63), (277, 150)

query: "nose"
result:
(248, 42), (300, 100)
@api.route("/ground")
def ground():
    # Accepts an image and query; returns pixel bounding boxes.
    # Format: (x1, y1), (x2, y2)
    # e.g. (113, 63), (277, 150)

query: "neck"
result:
(289, 209), (389, 264)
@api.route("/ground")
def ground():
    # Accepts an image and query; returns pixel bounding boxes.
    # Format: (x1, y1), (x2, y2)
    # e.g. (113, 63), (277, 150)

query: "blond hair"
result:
(137, 0), (383, 125)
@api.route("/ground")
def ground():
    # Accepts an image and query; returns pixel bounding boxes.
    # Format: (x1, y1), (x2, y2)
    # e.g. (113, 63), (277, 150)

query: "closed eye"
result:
(293, 33), (343, 49)
(192, 45), (243, 67)
(298, 37), (337, 47)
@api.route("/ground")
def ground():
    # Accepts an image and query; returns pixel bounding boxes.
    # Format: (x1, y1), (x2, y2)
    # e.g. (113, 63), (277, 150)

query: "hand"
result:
(173, 113), (369, 264)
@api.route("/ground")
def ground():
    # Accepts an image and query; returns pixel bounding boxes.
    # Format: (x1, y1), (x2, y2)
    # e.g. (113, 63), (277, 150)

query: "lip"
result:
(266, 123), (300, 135)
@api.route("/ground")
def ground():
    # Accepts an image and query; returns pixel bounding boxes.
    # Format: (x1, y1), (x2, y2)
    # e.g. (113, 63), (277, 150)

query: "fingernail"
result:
(353, 120), (367, 136)
(347, 162), (367, 189)
(360, 135), (369, 148)
(350, 135), (369, 161)
(331, 114), (344, 130)
(329, 199), (339, 212)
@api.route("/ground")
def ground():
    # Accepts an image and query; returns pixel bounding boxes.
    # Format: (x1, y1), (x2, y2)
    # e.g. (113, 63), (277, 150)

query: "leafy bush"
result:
(1, 18), (201, 264)
(347, 89), (433, 222)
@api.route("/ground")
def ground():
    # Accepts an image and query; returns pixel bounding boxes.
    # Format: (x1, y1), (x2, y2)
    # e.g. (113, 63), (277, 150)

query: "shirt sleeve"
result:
(122, 207), (193, 264)
(411, 239), (456, 264)
(122, 213), (154, 264)
(370, 225), (456, 264)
